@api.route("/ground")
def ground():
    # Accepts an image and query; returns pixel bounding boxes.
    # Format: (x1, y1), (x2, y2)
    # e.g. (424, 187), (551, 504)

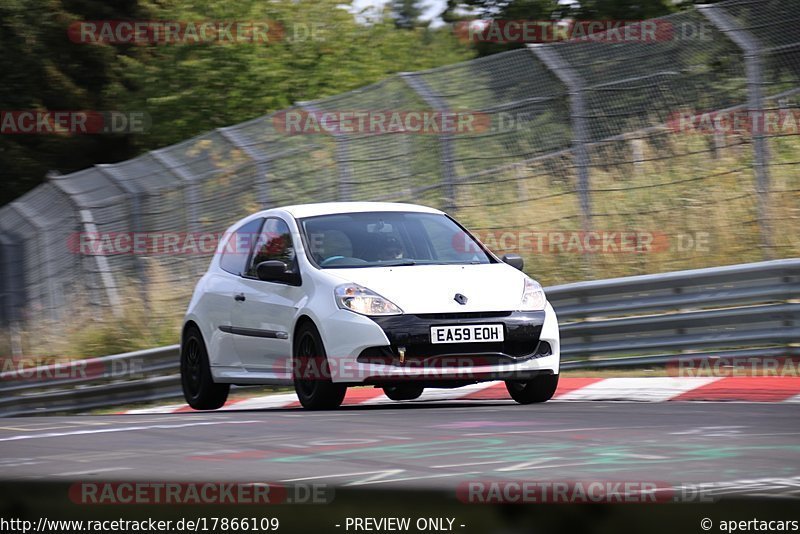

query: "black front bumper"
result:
(360, 310), (549, 367)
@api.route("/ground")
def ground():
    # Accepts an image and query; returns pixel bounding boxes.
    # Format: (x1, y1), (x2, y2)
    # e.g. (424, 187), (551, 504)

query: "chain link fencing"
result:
(0, 0), (798, 356)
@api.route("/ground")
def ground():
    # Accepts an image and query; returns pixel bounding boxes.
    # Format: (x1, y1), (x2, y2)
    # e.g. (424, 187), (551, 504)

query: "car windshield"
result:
(299, 211), (494, 268)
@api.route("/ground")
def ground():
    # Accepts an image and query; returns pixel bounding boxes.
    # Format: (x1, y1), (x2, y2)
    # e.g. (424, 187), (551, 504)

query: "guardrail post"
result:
(0, 231), (25, 358)
(299, 103), (353, 202)
(218, 126), (272, 208)
(97, 165), (149, 312)
(150, 150), (200, 234)
(8, 198), (64, 322)
(150, 150), (205, 277)
(48, 171), (123, 318)
(698, 4), (773, 259)
(528, 45), (592, 238)
(400, 73), (458, 214)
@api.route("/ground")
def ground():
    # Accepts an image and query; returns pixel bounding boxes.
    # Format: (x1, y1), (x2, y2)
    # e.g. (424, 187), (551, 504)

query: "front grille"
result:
(357, 339), (542, 364)
(404, 340), (533, 358)
(363, 310), (546, 365)
(414, 311), (512, 320)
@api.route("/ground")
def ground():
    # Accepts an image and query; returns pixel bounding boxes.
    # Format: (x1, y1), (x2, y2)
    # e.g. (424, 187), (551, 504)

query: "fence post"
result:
(0, 231), (25, 358)
(698, 4), (773, 259)
(400, 73), (458, 214)
(528, 44), (594, 277)
(150, 149), (205, 277)
(47, 172), (123, 318)
(8, 200), (64, 323)
(97, 164), (149, 311)
(299, 103), (353, 202)
(528, 44), (592, 237)
(151, 150), (200, 233)
(218, 126), (272, 208)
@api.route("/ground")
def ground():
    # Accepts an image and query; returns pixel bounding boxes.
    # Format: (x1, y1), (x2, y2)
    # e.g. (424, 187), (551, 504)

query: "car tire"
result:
(293, 322), (347, 410)
(383, 384), (424, 401)
(505, 374), (559, 404)
(181, 325), (230, 410)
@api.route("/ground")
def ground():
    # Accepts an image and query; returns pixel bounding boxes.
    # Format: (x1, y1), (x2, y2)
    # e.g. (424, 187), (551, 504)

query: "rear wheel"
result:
(293, 322), (347, 410)
(181, 326), (230, 410)
(383, 384), (424, 401)
(505, 374), (559, 404)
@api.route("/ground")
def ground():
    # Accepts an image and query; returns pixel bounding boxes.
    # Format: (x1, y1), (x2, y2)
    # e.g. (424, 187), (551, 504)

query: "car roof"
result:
(274, 202), (444, 219)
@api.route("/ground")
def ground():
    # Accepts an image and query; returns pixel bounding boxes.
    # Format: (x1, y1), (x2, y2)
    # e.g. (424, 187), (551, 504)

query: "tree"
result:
(441, 0), (680, 56)
(391, 0), (422, 29)
(115, 0), (475, 150)
(0, 0), (475, 205)
(0, 0), (154, 205)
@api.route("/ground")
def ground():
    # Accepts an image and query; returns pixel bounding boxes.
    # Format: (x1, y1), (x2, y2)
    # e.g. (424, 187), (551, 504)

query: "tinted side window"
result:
(246, 218), (296, 277)
(219, 218), (263, 275)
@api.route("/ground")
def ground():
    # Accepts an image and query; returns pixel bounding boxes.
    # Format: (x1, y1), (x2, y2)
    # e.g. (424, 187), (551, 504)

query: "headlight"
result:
(335, 284), (403, 316)
(519, 277), (546, 311)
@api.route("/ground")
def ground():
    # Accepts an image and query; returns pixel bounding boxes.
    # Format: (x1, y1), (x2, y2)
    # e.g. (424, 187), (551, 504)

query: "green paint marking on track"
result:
(266, 437), (508, 463)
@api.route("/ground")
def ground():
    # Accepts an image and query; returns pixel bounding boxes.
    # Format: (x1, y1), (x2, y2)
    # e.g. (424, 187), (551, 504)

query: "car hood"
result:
(327, 263), (528, 314)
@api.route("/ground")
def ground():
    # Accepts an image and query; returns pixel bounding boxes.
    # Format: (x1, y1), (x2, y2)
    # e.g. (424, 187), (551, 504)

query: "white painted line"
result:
(494, 458), (564, 471)
(431, 459), (523, 469)
(124, 403), (187, 414)
(496, 461), (600, 472)
(556, 377), (721, 402)
(0, 420), (260, 442)
(55, 467), (135, 477)
(359, 381), (499, 405)
(282, 469), (405, 483)
(116, 376), (800, 415)
(413, 382), (500, 402)
(346, 471), (481, 486)
(0, 422), (86, 431)
(221, 393), (298, 411)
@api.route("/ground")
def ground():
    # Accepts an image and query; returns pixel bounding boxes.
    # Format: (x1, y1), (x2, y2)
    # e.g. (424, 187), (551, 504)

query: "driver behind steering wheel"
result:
(376, 235), (404, 261)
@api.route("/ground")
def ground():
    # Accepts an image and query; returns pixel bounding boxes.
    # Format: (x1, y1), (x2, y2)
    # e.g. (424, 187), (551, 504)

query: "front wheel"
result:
(293, 322), (347, 410)
(505, 374), (559, 404)
(383, 384), (424, 401)
(181, 326), (230, 410)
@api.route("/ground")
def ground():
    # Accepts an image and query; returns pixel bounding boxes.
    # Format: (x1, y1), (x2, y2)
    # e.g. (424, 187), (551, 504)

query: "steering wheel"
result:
(320, 255), (346, 266)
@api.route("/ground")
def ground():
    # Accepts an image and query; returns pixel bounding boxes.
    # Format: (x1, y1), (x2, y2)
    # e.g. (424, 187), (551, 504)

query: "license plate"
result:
(430, 324), (504, 344)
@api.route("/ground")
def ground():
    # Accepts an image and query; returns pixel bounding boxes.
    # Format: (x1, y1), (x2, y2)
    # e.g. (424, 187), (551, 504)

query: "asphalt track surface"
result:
(1, 401), (799, 498)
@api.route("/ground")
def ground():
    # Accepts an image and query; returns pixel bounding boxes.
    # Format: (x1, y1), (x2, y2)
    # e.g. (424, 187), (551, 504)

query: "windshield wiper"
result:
(378, 260), (417, 266)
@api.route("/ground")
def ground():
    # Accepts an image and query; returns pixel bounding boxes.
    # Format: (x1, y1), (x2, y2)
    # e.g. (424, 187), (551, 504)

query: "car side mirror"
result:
(502, 253), (524, 271)
(256, 260), (290, 282)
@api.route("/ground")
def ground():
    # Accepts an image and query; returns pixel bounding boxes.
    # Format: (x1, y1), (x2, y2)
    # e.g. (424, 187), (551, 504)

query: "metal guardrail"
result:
(0, 346), (180, 417)
(1, 259), (798, 416)
(548, 259), (800, 364)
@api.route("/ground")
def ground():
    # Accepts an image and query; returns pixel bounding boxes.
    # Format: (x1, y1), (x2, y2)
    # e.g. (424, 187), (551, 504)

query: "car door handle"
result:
(234, 293), (246, 302)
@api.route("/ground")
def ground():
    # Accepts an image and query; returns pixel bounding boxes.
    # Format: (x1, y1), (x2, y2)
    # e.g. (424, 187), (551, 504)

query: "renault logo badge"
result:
(454, 293), (468, 305)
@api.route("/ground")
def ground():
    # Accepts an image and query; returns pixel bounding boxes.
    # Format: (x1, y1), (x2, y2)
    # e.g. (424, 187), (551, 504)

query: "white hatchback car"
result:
(181, 202), (560, 410)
